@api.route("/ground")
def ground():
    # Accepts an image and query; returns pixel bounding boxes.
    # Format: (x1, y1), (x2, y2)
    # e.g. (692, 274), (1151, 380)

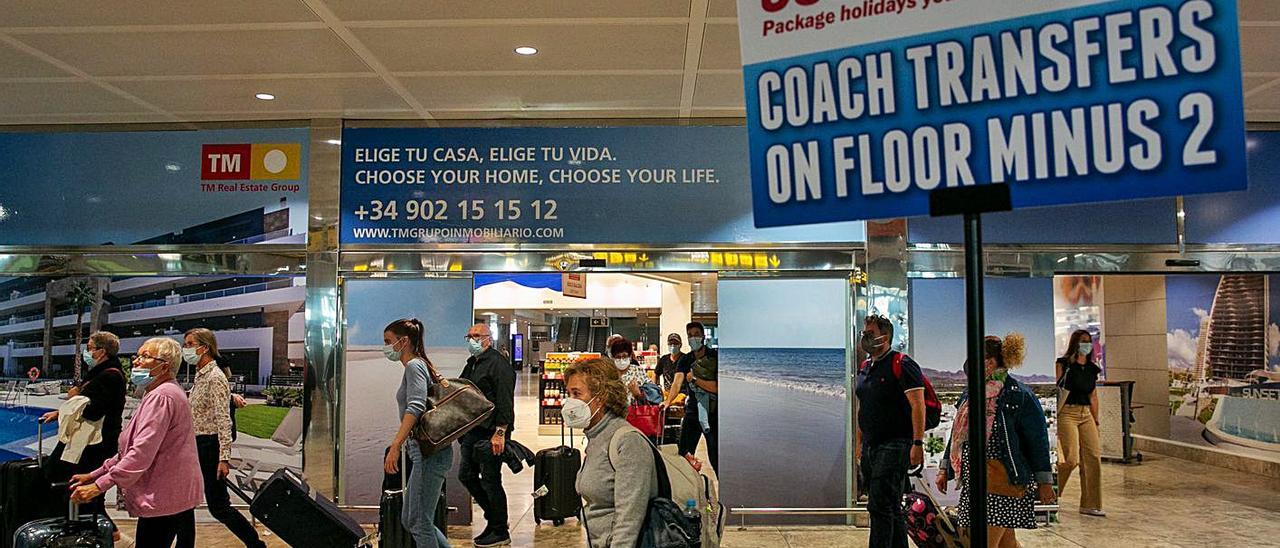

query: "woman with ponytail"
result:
(937, 333), (1055, 548)
(383, 318), (452, 547)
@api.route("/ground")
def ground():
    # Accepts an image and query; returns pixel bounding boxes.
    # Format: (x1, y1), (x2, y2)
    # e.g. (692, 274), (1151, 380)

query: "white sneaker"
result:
(1079, 508), (1107, 517)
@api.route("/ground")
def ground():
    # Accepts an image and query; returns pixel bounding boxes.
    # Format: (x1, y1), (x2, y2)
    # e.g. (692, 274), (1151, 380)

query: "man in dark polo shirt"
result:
(855, 315), (926, 548)
(661, 322), (718, 472)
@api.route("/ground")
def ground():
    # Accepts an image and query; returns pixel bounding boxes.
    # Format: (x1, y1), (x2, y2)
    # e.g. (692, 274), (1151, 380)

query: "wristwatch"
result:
(912, 439), (924, 447)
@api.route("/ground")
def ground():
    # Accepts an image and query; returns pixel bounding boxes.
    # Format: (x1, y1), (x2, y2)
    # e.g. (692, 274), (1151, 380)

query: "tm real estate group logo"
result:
(200, 143), (302, 192)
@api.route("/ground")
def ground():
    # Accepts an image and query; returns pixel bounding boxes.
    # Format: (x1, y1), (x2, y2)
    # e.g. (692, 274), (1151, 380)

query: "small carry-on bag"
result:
(12, 492), (113, 548)
(229, 468), (374, 548)
(532, 423), (581, 526)
(1, 420), (60, 548)
(378, 446), (449, 548)
(903, 468), (968, 548)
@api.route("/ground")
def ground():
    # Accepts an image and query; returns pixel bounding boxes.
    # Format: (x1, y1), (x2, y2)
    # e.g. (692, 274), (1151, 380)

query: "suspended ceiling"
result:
(0, 0), (1278, 125)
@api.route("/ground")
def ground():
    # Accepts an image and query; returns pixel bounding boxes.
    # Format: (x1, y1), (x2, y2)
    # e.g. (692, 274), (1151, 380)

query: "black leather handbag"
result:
(412, 365), (495, 455)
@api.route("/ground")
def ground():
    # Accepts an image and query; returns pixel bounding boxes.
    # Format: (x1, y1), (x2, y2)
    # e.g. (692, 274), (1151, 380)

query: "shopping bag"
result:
(626, 404), (663, 438)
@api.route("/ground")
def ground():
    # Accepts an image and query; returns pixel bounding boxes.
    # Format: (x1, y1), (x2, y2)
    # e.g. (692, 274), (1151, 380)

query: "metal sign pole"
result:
(962, 211), (988, 548)
(930, 184), (1012, 548)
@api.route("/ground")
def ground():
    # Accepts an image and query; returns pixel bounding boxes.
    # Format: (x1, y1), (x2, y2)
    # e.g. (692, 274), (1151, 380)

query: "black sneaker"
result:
(472, 526), (493, 544)
(473, 530), (512, 547)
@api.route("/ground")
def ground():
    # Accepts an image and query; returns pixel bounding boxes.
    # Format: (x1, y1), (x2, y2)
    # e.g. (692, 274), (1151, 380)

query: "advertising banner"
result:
(1166, 274), (1280, 457)
(737, 0), (1246, 226)
(339, 126), (865, 244)
(0, 128), (309, 245)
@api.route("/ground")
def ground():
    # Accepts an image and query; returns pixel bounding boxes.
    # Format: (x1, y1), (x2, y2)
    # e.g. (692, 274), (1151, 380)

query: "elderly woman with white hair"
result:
(70, 337), (203, 548)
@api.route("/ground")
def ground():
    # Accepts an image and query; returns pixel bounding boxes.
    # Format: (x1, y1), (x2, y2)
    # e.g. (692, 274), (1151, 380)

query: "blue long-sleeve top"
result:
(396, 358), (433, 419)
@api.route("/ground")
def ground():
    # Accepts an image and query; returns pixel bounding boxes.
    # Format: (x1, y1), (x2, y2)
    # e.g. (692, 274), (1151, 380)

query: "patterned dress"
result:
(957, 410), (1038, 529)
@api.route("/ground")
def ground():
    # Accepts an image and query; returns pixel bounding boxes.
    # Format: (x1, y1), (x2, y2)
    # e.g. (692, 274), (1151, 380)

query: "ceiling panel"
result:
(693, 72), (744, 108)
(699, 23), (740, 70)
(113, 76), (409, 114)
(17, 29), (370, 77)
(403, 74), (683, 111)
(0, 1), (319, 27)
(325, 0), (691, 21)
(0, 82), (147, 115)
(432, 109), (683, 120)
(708, 0), (738, 18)
(1240, 27), (1280, 75)
(1240, 1), (1280, 22)
(0, 44), (70, 78)
(1244, 76), (1276, 94)
(354, 24), (688, 72)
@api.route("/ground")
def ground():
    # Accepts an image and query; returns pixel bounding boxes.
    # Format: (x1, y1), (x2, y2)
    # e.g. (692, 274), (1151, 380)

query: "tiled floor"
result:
(184, 450), (1277, 547)
(169, 372), (1280, 547)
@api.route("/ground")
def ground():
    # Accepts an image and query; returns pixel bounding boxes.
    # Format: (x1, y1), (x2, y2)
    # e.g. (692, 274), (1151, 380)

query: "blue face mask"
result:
(130, 367), (155, 391)
(688, 337), (704, 352)
(467, 338), (485, 357)
(82, 349), (96, 366)
(1078, 341), (1094, 357)
(382, 338), (403, 362)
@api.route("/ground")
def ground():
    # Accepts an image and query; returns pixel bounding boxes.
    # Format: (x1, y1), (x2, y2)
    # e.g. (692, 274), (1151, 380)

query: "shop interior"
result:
(472, 272), (718, 442)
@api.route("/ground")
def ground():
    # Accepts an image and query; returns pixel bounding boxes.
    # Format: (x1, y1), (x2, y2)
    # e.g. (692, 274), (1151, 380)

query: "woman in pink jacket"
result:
(71, 337), (204, 548)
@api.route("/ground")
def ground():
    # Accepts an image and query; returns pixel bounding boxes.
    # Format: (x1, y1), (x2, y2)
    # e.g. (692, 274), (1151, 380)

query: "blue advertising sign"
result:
(340, 126), (865, 244)
(736, 0), (1247, 227)
(0, 128), (309, 245)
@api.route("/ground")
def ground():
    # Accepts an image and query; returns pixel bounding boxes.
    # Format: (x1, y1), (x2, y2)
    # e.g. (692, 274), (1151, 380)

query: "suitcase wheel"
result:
(553, 518), (565, 526)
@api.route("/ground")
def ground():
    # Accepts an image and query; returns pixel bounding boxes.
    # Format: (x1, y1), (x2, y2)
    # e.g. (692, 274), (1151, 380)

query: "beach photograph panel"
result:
(718, 277), (852, 524)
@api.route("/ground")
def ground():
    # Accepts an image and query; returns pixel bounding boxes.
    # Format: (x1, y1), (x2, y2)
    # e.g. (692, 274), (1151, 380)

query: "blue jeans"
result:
(405, 443), (453, 548)
(861, 439), (909, 548)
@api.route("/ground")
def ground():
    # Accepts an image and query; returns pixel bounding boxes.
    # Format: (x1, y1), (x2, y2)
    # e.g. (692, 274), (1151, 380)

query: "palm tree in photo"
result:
(68, 280), (97, 384)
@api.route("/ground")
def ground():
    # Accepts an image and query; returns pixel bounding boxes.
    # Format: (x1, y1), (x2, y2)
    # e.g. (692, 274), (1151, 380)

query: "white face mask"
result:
(561, 397), (598, 429)
(181, 347), (200, 366)
(613, 358), (630, 371)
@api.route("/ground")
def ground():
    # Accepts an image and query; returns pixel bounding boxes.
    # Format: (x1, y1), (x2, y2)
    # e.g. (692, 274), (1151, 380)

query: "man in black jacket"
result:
(459, 323), (516, 547)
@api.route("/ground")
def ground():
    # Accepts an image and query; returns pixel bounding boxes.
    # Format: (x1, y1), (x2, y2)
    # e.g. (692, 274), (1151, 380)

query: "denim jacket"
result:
(940, 377), (1053, 486)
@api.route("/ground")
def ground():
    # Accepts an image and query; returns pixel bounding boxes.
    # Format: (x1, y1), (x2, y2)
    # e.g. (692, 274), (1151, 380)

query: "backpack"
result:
(609, 432), (724, 548)
(861, 352), (942, 431)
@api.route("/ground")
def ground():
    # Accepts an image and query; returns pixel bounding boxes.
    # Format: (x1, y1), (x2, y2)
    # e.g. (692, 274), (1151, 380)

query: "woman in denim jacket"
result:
(936, 334), (1056, 548)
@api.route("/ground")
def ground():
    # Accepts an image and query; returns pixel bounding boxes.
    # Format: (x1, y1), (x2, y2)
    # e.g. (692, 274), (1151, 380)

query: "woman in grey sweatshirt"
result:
(564, 358), (659, 547)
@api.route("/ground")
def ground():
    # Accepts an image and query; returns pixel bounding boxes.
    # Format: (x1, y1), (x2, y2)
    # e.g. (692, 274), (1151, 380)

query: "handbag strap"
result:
(422, 356), (448, 387)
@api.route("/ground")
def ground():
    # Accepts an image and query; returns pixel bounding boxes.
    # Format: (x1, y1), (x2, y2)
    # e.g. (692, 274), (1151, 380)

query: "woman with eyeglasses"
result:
(70, 337), (203, 548)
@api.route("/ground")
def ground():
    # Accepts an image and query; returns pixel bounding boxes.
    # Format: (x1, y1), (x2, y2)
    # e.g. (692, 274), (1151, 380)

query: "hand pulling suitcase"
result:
(532, 422), (581, 526)
(13, 493), (113, 548)
(236, 468), (373, 548)
(1, 420), (61, 548)
(377, 446), (448, 548)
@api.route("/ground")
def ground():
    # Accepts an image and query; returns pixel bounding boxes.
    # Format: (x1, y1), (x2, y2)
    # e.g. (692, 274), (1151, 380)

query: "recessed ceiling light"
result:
(514, 46), (538, 56)
(255, 93), (276, 101)
(325, 139), (341, 145)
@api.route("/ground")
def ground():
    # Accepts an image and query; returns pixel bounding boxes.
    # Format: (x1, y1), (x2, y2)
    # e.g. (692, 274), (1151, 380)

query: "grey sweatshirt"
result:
(577, 413), (658, 547)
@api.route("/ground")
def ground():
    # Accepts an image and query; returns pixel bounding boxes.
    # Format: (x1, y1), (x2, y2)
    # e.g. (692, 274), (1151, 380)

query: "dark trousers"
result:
(196, 435), (265, 548)
(46, 442), (116, 530)
(135, 509), (195, 548)
(861, 440), (910, 548)
(677, 403), (719, 472)
(459, 429), (508, 533)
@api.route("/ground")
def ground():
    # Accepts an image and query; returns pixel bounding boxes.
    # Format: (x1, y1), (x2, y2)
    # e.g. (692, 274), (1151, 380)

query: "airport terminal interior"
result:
(2, 2), (1280, 548)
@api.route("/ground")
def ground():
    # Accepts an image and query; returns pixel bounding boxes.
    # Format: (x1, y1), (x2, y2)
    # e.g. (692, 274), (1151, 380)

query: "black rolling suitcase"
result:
(12, 495), (112, 548)
(379, 446), (449, 548)
(532, 423), (581, 526)
(1, 420), (60, 548)
(233, 468), (373, 548)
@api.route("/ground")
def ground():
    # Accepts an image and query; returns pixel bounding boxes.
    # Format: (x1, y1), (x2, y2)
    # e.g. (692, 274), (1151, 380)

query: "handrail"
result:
(115, 279), (294, 312)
